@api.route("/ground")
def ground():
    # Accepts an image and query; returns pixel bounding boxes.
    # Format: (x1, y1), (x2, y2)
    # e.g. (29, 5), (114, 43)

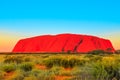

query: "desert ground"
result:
(0, 51), (120, 80)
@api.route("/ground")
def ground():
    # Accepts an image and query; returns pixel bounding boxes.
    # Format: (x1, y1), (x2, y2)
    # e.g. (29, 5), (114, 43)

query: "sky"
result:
(0, 0), (120, 52)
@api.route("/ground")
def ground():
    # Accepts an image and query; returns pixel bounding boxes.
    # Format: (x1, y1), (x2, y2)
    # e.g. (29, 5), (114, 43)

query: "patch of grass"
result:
(60, 59), (69, 68)
(50, 66), (64, 75)
(20, 62), (34, 72)
(44, 59), (54, 68)
(4, 56), (23, 64)
(1, 64), (16, 73)
(0, 53), (120, 80)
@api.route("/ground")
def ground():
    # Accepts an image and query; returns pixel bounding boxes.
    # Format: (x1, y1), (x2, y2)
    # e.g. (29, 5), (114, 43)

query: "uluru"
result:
(12, 33), (115, 53)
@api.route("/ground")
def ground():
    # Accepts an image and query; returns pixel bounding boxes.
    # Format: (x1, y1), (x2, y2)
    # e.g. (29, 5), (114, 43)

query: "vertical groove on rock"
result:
(73, 39), (83, 52)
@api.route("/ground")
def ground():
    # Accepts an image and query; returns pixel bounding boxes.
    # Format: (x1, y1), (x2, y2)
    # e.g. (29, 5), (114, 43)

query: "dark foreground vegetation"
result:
(0, 50), (120, 80)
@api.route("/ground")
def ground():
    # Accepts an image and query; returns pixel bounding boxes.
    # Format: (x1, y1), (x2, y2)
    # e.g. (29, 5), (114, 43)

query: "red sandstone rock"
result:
(12, 34), (115, 53)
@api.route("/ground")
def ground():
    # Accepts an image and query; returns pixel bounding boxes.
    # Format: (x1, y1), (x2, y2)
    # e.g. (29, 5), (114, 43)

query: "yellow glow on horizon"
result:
(0, 32), (20, 52)
(109, 36), (120, 50)
(102, 32), (120, 50)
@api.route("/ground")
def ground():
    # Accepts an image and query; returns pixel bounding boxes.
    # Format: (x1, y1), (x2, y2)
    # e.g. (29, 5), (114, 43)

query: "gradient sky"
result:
(0, 0), (120, 52)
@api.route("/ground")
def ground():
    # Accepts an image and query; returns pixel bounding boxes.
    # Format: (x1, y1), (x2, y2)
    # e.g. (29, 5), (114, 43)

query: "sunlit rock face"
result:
(12, 33), (115, 53)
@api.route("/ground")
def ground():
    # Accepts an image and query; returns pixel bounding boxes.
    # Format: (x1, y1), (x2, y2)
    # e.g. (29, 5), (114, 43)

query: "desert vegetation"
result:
(0, 51), (120, 80)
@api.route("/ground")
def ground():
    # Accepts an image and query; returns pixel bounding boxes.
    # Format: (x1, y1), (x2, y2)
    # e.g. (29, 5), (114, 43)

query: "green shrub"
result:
(90, 62), (109, 80)
(104, 63), (120, 80)
(44, 57), (86, 68)
(68, 58), (77, 68)
(1, 64), (16, 72)
(84, 54), (94, 58)
(76, 59), (87, 66)
(89, 56), (102, 62)
(52, 58), (62, 66)
(44, 59), (54, 68)
(49, 66), (64, 75)
(20, 62), (33, 72)
(4, 56), (23, 64)
(88, 60), (120, 80)
(44, 57), (63, 68)
(61, 59), (69, 68)
(88, 50), (105, 55)
(68, 58), (81, 68)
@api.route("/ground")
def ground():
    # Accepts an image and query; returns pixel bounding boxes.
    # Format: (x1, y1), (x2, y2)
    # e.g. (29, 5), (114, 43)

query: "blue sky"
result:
(0, 0), (120, 51)
(0, 0), (120, 36)
(0, 0), (120, 21)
